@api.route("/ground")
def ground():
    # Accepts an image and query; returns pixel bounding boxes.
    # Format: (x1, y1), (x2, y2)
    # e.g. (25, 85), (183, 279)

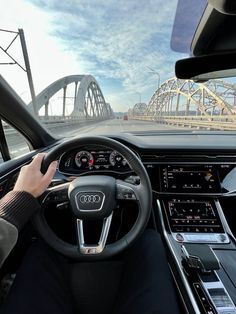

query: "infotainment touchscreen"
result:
(160, 165), (221, 193)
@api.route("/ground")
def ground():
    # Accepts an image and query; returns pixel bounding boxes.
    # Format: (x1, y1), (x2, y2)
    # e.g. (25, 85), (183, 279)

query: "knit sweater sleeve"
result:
(0, 191), (40, 230)
(0, 191), (40, 265)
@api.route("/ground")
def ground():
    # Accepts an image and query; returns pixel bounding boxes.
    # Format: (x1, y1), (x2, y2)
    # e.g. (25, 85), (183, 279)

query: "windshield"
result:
(1, 0), (235, 136)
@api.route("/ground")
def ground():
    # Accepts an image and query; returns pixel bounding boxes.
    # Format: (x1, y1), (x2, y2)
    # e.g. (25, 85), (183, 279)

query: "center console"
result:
(182, 244), (236, 314)
(144, 160), (236, 314)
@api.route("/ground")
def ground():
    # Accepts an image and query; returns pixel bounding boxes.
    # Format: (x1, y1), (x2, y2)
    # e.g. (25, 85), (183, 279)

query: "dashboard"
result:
(57, 135), (236, 196)
(55, 133), (236, 249)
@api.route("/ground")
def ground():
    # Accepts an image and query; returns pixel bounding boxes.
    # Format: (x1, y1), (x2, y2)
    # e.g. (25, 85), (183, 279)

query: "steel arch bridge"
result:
(132, 103), (147, 116)
(28, 75), (113, 122)
(129, 78), (236, 130)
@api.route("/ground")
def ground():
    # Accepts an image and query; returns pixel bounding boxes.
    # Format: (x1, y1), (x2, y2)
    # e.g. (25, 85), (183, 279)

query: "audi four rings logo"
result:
(79, 194), (101, 204)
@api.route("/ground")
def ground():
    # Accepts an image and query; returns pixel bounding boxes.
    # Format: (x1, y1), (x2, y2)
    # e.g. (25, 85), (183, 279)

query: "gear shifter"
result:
(181, 243), (220, 274)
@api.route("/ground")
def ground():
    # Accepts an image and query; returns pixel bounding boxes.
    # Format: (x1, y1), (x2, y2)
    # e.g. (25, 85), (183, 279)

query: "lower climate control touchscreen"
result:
(162, 199), (228, 243)
(165, 199), (223, 233)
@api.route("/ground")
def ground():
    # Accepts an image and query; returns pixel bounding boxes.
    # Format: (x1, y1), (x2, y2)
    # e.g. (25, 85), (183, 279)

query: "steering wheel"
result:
(33, 136), (152, 260)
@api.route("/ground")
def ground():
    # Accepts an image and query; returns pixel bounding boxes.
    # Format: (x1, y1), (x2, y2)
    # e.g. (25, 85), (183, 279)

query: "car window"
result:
(1, 120), (31, 162)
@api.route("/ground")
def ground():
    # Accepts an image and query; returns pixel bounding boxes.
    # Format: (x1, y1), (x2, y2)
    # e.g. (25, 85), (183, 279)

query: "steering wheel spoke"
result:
(76, 213), (113, 255)
(116, 179), (139, 201)
(40, 182), (70, 205)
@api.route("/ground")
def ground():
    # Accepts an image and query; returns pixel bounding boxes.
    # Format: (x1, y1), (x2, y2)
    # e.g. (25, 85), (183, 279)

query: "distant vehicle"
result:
(123, 115), (128, 120)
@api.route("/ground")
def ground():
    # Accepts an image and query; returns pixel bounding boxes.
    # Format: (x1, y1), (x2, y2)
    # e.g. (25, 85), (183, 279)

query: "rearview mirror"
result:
(175, 51), (236, 82)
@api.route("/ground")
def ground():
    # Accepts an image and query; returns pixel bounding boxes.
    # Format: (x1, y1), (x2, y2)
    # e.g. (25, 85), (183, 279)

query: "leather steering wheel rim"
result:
(33, 136), (152, 260)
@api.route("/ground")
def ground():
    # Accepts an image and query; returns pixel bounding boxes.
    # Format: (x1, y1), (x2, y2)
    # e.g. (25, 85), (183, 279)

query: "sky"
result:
(0, 0), (193, 112)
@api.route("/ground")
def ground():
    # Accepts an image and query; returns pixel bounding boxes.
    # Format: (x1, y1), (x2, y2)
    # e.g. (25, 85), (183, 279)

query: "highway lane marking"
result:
(118, 120), (124, 132)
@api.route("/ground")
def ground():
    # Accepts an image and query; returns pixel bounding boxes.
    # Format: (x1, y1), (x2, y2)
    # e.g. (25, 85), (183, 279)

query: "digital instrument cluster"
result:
(59, 148), (131, 174)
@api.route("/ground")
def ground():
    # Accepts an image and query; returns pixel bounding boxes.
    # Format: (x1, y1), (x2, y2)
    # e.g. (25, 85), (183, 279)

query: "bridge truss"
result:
(129, 78), (236, 130)
(28, 75), (113, 124)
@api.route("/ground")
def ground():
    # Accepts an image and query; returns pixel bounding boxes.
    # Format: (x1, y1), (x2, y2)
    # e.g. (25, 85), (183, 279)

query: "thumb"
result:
(42, 161), (58, 184)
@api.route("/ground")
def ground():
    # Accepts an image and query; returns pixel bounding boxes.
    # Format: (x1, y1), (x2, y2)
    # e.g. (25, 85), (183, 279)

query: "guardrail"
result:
(37, 116), (109, 129)
(129, 115), (236, 131)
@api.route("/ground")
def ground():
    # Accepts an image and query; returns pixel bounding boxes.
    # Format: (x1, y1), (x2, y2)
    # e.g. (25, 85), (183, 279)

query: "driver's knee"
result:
(1, 240), (75, 314)
(21, 240), (65, 267)
(12, 239), (69, 288)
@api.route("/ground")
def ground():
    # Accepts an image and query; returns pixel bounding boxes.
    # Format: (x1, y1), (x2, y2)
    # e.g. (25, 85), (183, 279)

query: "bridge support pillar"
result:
(63, 86), (67, 117)
(185, 98), (190, 116)
(45, 100), (49, 119)
(74, 82), (78, 108)
(175, 93), (180, 115)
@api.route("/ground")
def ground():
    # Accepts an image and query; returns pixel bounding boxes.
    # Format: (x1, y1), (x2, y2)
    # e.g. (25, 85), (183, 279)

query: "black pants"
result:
(2, 230), (180, 314)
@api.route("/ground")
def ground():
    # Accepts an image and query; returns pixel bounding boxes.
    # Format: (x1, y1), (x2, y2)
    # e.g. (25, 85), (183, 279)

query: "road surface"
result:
(58, 118), (182, 137)
(4, 119), (183, 161)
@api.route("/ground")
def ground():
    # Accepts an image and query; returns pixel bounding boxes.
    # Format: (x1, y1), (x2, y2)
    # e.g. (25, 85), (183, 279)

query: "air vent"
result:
(140, 153), (236, 163)
(141, 154), (163, 162)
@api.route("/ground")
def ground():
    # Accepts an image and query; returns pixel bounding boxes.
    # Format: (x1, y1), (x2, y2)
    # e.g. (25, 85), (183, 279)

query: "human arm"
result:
(0, 153), (57, 264)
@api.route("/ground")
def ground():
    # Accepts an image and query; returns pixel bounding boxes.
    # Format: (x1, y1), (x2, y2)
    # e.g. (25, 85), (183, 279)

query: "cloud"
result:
(27, 0), (187, 110)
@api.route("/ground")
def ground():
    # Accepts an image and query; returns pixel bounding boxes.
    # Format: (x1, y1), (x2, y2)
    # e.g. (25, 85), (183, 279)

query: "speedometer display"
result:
(75, 151), (94, 169)
(109, 151), (127, 167)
